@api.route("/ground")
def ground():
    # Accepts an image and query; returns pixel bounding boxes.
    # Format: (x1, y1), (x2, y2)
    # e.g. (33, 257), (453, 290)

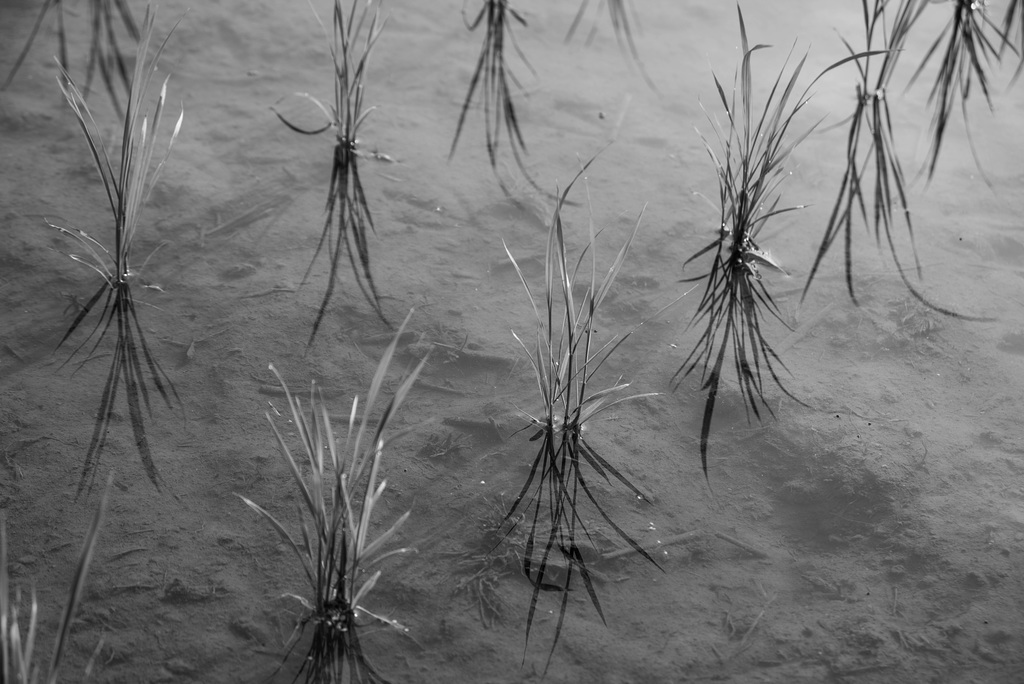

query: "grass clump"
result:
(240, 311), (425, 684)
(450, 0), (546, 196)
(803, 0), (994, 320)
(50, 6), (182, 494)
(502, 156), (659, 670)
(677, 6), (875, 479)
(273, 0), (389, 345)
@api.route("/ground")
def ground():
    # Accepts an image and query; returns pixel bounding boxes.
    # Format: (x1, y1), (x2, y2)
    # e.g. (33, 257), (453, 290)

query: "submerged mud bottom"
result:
(0, 1), (1022, 682)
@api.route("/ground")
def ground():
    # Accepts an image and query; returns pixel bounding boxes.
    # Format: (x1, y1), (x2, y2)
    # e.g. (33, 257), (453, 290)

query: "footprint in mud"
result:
(997, 332), (1024, 356)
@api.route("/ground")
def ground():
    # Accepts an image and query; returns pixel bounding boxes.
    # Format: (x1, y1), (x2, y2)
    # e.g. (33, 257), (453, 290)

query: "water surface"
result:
(1, 1), (1023, 682)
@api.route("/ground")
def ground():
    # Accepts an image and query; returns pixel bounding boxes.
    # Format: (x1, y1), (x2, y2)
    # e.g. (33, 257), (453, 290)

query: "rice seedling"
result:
(450, 0), (545, 196)
(1, 479), (110, 684)
(502, 157), (661, 669)
(907, 0), (1009, 180)
(238, 310), (426, 684)
(803, 0), (993, 319)
(2, 0), (139, 112)
(676, 7), (871, 480)
(565, 0), (656, 90)
(803, 0), (920, 308)
(49, 7), (182, 494)
(272, 0), (388, 345)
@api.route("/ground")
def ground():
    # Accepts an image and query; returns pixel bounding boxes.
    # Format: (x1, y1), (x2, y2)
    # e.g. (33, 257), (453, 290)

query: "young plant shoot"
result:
(804, 0), (920, 307)
(502, 157), (659, 670)
(49, 7), (182, 493)
(450, 0), (544, 196)
(273, 0), (388, 345)
(677, 6), (873, 480)
(803, 0), (994, 319)
(239, 311), (426, 684)
(51, 7), (182, 494)
(1, 480), (110, 684)
(909, 0), (1010, 181)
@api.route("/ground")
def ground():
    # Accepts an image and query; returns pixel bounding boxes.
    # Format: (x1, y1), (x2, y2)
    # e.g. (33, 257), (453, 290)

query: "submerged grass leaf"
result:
(803, 0), (994, 320)
(450, 0), (546, 197)
(804, 0), (919, 307)
(1002, 0), (1024, 80)
(274, 0), (389, 345)
(909, 0), (1011, 181)
(2, 0), (140, 112)
(566, 0), (657, 91)
(909, 0), (1008, 181)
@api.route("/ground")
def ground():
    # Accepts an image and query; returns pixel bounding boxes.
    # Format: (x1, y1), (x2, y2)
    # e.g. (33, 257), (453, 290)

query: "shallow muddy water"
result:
(2, 1), (1024, 682)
